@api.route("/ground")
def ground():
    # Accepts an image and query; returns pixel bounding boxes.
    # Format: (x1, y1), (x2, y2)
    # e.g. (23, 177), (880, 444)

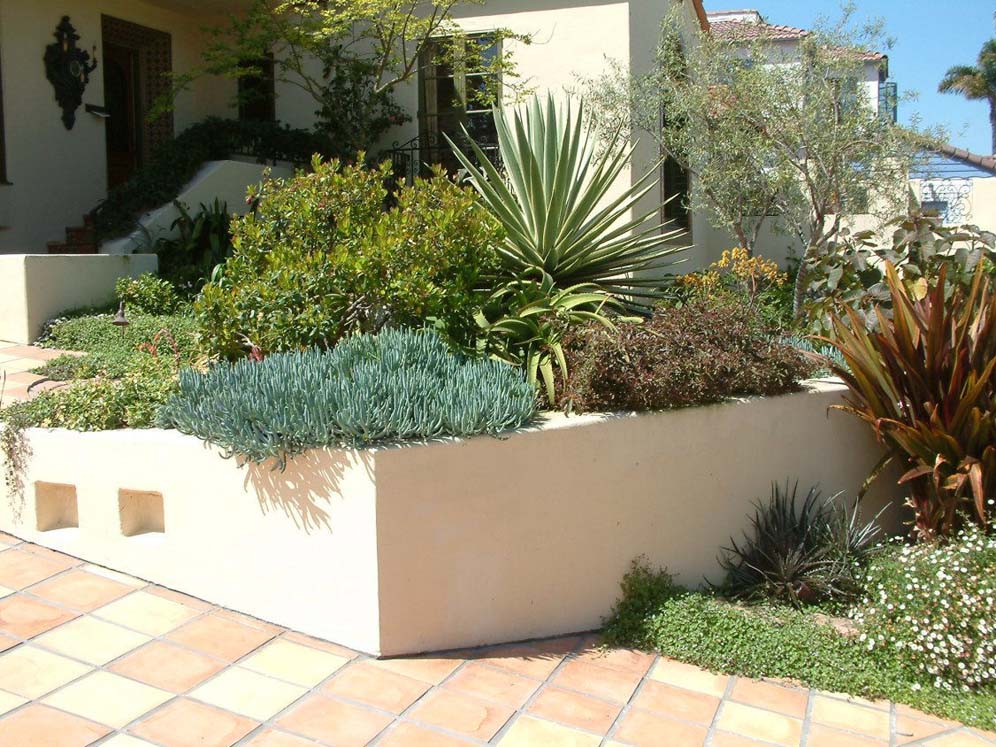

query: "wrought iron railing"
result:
(384, 133), (502, 183)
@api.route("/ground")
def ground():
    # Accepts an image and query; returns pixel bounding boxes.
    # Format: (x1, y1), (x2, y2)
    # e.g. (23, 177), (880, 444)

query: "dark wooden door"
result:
(103, 43), (140, 189)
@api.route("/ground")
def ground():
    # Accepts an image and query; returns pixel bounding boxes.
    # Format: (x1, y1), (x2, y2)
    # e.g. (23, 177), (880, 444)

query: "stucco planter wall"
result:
(0, 380), (901, 656)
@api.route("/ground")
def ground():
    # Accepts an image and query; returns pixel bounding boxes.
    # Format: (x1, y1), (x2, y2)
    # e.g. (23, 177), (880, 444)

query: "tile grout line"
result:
(599, 651), (660, 746)
(798, 682), (816, 746)
(703, 670), (737, 746)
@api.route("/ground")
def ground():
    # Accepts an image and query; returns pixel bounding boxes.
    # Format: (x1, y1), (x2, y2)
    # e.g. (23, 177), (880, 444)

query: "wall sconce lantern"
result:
(44, 16), (98, 130)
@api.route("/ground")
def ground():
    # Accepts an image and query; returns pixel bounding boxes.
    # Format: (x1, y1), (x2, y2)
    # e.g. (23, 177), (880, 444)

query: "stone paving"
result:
(0, 341), (76, 404)
(0, 534), (992, 746)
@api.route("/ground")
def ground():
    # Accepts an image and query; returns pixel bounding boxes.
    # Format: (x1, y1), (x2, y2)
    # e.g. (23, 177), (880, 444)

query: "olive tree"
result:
(584, 8), (930, 317)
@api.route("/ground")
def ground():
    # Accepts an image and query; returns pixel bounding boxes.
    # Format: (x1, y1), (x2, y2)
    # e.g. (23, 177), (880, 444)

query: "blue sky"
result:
(705, 1), (995, 154)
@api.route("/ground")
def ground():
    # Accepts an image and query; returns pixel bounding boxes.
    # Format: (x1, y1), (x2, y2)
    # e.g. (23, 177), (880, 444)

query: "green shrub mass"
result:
(36, 312), (198, 381)
(603, 561), (996, 729)
(116, 274), (184, 316)
(158, 329), (536, 465)
(853, 524), (996, 692)
(196, 158), (503, 359)
(2, 354), (179, 432)
(92, 118), (335, 240)
(558, 299), (812, 412)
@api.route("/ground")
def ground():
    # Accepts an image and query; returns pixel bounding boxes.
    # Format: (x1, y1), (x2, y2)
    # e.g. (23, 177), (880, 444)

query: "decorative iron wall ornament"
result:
(920, 179), (973, 226)
(44, 16), (98, 130)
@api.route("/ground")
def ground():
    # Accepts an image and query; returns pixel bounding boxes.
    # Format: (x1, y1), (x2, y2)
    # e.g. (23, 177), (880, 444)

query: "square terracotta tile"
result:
(0, 645), (91, 697)
(281, 630), (358, 659)
(527, 686), (621, 734)
(110, 640), (226, 692)
(34, 616), (150, 665)
(167, 612), (275, 661)
(469, 639), (574, 680)
(380, 722), (478, 747)
(42, 670), (173, 728)
(717, 702), (803, 747)
(499, 715), (601, 746)
(190, 666), (307, 721)
(214, 608), (284, 635)
(730, 678), (809, 719)
(0, 548), (76, 589)
(30, 568), (134, 611)
(632, 680), (720, 724)
(145, 585), (215, 611)
(19, 544), (82, 566)
(100, 736), (159, 747)
(444, 660), (541, 709)
(0, 703), (111, 747)
(80, 564), (146, 588)
(93, 590), (200, 636)
(614, 709), (710, 747)
(572, 643), (655, 677)
(811, 695), (891, 740)
(0, 688), (26, 716)
(807, 724), (887, 747)
(276, 693), (393, 746)
(648, 658), (730, 697)
(240, 638), (348, 687)
(323, 660), (429, 713)
(922, 734), (993, 747)
(130, 697), (258, 747)
(0, 595), (77, 638)
(371, 655), (464, 685)
(411, 688), (514, 741)
(245, 729), (322, 747)
(550, 659), (643, 704)
(712, 732), (779, 747)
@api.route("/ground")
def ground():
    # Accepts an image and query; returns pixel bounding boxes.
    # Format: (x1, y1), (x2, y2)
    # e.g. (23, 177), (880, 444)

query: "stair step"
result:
(47, 241), (97, 255)
(65, 226), (95, 244)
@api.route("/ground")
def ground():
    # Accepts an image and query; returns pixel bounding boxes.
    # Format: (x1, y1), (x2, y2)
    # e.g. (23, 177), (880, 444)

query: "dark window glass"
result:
(238, 56), (275, 123)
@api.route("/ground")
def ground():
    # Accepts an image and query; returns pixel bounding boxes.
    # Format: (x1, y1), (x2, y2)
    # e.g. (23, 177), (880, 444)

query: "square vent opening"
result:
(35, 482), (79, 532)
(118, 489), (165, 537)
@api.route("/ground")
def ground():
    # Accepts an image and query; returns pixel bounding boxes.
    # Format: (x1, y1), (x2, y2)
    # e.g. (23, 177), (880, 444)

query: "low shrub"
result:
(852, 524), (996, 692)
(2, 352), (180, 432)
(116, 274), (183, 315)
(557, 298), (812, 412)
(678, 248), (794, 331)
(151, 200), (233, 294)
(37, 313), (198, 363)
(718, 481), (880, 608)
(602, 561), (996, 728)
(195, 158), (503, 358)
(158, 329), (537, 465)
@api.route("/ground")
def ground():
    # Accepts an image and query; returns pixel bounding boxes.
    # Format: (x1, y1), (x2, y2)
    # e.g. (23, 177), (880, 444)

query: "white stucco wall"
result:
(0, 0), (236, 254)
(1, 380), (903, 656)
(0, 253), (157, 343)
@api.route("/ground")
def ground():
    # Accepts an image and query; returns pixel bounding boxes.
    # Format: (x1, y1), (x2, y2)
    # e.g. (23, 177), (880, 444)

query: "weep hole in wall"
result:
(34, 482), (78, 532)
(118, 489), (165, 537)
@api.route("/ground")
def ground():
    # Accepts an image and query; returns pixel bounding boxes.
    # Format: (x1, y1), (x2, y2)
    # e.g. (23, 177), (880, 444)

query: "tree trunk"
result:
(990, 98), (996, 156)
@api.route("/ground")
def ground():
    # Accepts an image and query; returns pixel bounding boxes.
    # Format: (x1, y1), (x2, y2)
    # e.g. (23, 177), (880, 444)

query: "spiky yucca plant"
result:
(719, 481), (880, 607)
(824, 263), (996, 539)
(447, 94), (686, 304)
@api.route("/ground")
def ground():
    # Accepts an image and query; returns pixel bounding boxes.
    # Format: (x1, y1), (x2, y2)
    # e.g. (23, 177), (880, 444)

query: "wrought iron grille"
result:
(384, 132), (502, 184)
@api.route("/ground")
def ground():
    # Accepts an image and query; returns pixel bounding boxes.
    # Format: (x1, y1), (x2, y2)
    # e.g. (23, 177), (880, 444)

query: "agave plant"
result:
(447, 94), (686, 304)
(823, 263), (996, 539)
(718, 481), (881, 607)
(476, 271), (629, 404)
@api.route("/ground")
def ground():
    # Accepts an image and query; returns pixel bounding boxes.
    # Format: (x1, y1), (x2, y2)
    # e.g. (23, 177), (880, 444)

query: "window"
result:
(418, 35), (501, 172)
(878, 80), (897, 124)
(660, 109), (690, 232)
(238, 56), (276, 123)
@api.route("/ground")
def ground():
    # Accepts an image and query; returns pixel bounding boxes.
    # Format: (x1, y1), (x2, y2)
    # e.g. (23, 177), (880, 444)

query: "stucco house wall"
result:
(0, 0), (236, 254)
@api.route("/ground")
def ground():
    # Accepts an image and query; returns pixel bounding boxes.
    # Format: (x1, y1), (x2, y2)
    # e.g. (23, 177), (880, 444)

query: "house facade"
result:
(0, 0), (708, 256)
(911, 144), (996, 233)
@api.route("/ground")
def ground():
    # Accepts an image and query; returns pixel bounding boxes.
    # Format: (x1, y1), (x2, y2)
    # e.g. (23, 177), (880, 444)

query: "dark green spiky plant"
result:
(824, 263), (996, 539)
(718, 481), (880, 607)
(158, 328), (537, 466)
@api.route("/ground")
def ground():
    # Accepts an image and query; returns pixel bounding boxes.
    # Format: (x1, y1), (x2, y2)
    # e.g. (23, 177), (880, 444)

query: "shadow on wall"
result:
(243, 449), (374, 534)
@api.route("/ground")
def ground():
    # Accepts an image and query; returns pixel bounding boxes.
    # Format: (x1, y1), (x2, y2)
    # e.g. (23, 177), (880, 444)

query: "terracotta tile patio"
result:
(0, 533), (992, 746)
(0, 341), (78, 405)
